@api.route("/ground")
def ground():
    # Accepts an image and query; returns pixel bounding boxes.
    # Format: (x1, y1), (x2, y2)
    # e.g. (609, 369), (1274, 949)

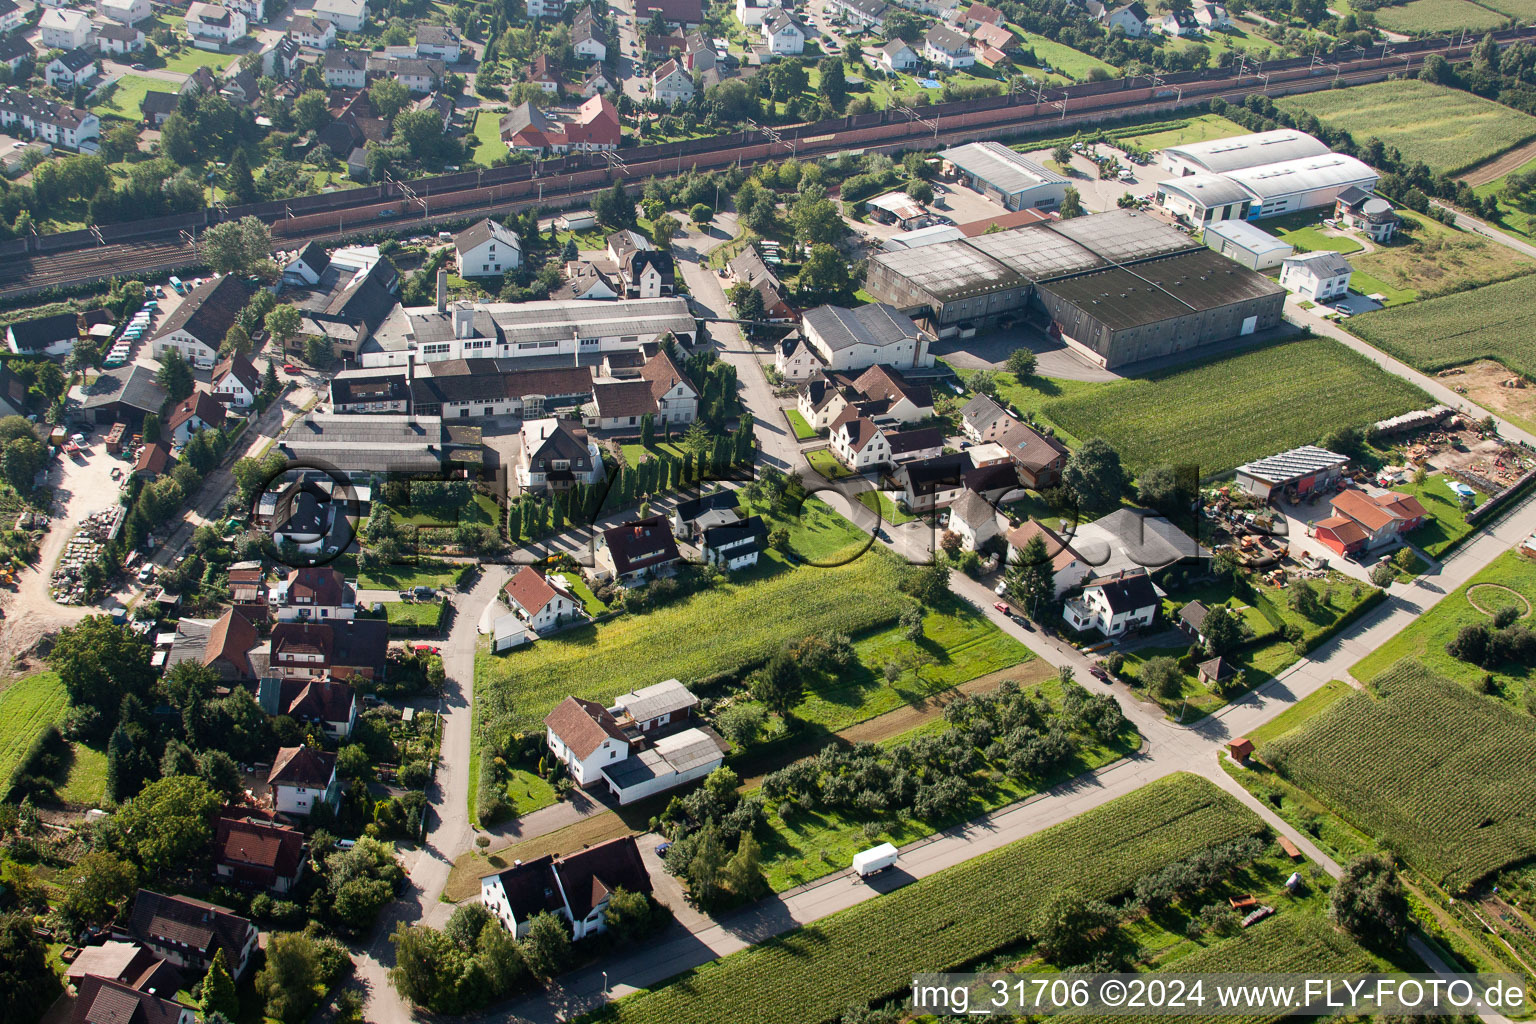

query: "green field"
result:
(1016, 30), (1118, 81)
(1351, 549), (1535, 707)
(92, 75), (163, 122)
(1373, 0), (1508, 33)
(1276, 80), (1536, 176)
(1116, 114), (1251, 153)
(1481, 0), (1536, 16)
(1274, 225), (1364, 255)
(470, 110), (505, 167)
(58, 743), (109, 807)
(585, 774), (1263, 1024)
(1263, 660), (1536, 891)
(1345, 273), (1536, 378)
(1475, 155), (1536, 242)
(0, 672), (68, 796)
(383, 600), (448, 630)
(1384, 473), (1483, 559)
(1242, 679), (1355, 749)
(476, 551), (909, 734)
(1040, 338), (1429, 478)
(784, 409), (817, 441)
(1348, 209), (1533, 304)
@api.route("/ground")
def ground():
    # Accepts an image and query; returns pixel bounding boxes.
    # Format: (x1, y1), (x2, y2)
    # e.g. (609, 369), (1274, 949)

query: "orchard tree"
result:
(1063, 438), (1128, 515)
(1005, 348), (1038, 378)
(1329, 854), (1409, 947)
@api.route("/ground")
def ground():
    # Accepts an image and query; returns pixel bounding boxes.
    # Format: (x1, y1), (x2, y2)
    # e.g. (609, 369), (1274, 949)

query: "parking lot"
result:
(1018, 142), (1180, 213)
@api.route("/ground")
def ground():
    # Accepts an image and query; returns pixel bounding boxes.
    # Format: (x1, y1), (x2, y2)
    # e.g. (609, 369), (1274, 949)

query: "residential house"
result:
(186, 3), (248, 48)
(134, 440), (173, 480)
(527, 53), (561, 93)
(595, 515), (682, 585)
(638, 347), (697, 424)
(121, 891), (258, 979)
(542, 696), (630, 786)
(503, 566), (581, 633)
(946, 488), (1003, 551)
(455, 218), (522, 278)
(1005, 519), (1090, 597)
(1279, 251), (1351, 302)
(684, 29), (716, 72)
(797, 375), (846, 431)
(962, 2), (1004, 27)
(1193, 2), (1229, 28)
(0, 35), (34, 75)
(269, 618), (390, 682)
(171, 606), (260, 683)
(270, 565), (357, 621)
(621, 249), (675, 298)
(897, 452), (969, 512)
(142, 91), (179, 126)
(40, 9), (93, 50)
(1313, 488), (1428, 556)
(923, 25), (973, 69)
(267, 746), (341, 816)
(1158, 9), (1200, 35)
(873, 38), (918, 72)
(212, 353), (262, 408)
(829, 0), (888, 29)
(322, 47), (368, 88)
(970, 22), (1013, 51)
(986, 416), (1068, 489)
(1063, 568), (1159, 636)
(761, 8), (807, 54)
(416, 22), (461, 61)
(887, 425), (944, 464)
(573, 9), (607, 61)
(214, 813), (306, 894)
(64, 942), (185, 993)
(0, 0), (19, 31)
(555, 260), (619, 300)
(259, 677), (359, 739)
(1102, 1), (1147, 36)
(736, 0), (781, 26)
(652, 59), (693, 106)
(830, 409), (890, 471)
(802, 303), (930, 373)
(290, 15), (336, 48)
(96, 24), (146, 56)
(0, 88), (100, 151)
(219, 65), (260, 105)
(166, 391), (227, 442)
(6, 311), (78, 357)
(959, 392), (1007, 441)
(1334, 186), (1400, 242)
(518, 417), (605, 491)
(527, 0), (570, 15)
(67, 977), (194, 1024)
(701, 515), (769, 570)
(312, 0), (367, 33)
(151, 274), (251, 369)
(370, 55), (445, 94)
(481, 836), (651, 940)
(225, 0), (266, 23)
(671, 489), (740, 539)
(500, 93), (618, 153)
(638, 0), (704, 27)
(848, 364), (933, 423)
(580, 63), (613, 96)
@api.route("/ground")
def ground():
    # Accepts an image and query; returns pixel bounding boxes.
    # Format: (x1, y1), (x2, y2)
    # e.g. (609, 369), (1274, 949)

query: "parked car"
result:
(1089, 665), (1110, 682)
(994, 580), (1008, 596)
(282, 363), (299, 373)
(993, 601), (1011, 614)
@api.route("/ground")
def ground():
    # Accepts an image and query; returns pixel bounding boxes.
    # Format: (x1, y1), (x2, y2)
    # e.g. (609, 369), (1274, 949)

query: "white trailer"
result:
(852, 842), (898, 878)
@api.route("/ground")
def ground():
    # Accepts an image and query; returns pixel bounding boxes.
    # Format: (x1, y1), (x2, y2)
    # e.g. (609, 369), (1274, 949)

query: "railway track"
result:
(4, 30), (1531, 301)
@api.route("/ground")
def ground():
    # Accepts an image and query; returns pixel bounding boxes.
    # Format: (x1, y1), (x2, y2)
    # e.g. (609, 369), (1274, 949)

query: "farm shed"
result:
(1227, 735), (1253, 761)
(1159, 129), (1331, 177)
(939, 141), (1070, 212)
(1204, 220), (1293, 271)
(1233, 445), (1350, 501)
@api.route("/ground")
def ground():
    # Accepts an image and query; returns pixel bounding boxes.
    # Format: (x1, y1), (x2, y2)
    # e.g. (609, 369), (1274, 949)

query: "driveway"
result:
(931, 325), (1121, 382)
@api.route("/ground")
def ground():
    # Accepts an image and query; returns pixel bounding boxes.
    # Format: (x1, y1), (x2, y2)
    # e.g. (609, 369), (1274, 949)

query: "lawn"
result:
(791, 594), (1032, 732)
(385, 492), (498, 528)
(1013, 29), (1118, 81)
(0, 671), (68, 797)
(503, 769), (557, 817)
(91, 75), (163, 122)
(1474, 154), (1536, 242)
(585, 774), (1265, 1024)
(784, 409), (817, 441)
(156, 46), (239, 75)
(854, 488), (915, 526)
(1241, 678), (1354, 749)
(1039, 337), (1430, 478)
(1348, 209), (1534, 303)
(1373, 0), (1508, 33)
(475, 549), (909, 734)
(1116, 113), (1252, 153)
(1274, 225), (1364, 255)
(742, 495), (872, 564)
(383, 600), (448, 630)
(989, 372), (1106, 449)
(1263, 659), (1536, 892)
(57, 743), (109, 807)
(1351, 549), (1535, 710)
(619, 440), (688, 470)
(1345, 273), (1536, 379)
(805, 447), (855, 481)
(470, 110), (505, 167)
(558, 571), (608, 615)
(1388, 472), (1483, 559)
(1276, 80), (1536, 177)
(352, 558), (466, 591)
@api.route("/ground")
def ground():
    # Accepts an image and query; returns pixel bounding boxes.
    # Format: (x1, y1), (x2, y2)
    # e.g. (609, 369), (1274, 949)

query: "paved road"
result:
(1431, 201), (1536, 261)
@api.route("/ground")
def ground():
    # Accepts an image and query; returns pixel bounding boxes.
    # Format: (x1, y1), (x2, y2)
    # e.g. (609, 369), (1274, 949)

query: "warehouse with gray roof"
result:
(940, 141), (1071, 212)
(863, 209), (1286, 369)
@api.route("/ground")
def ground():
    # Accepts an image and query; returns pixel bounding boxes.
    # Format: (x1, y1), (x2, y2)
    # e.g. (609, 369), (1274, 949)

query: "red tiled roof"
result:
(1006, 519), (1081, 571)
(134, 440), (171, 476)
(282, 565), (347, 607)
(1315, 514), (1369, 547)
(504, 566), (561, 615)
(281, 679), (355, 725)
(203, 607), (258, 677)
(638, 348), (694, 404)
(1331, 489), (1399, 532)
(267, 745), (336, 788)
(215, 815), (306, 881)
(544, 696), (628, 760)
(166, 390), (227, 432)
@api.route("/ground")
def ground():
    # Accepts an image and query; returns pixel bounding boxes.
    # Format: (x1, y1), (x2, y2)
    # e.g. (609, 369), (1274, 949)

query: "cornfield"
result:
(1346, 274), (1536, 379)
(1261, 660), (1536, 892)
(585, 774), (1264, 1024)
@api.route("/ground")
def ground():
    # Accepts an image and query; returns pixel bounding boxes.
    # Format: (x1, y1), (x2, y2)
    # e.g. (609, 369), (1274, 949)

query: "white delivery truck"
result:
(852, 842), (898, 879)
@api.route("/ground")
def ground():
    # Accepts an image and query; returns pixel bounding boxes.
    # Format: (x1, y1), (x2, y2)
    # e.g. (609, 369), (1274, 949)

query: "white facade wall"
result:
(153, 330), (218, 369)
(605, 754), (723, 805)
(546, 725), (627, 785)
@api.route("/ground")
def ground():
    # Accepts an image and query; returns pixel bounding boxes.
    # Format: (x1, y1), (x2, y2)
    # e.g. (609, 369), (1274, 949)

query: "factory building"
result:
(863, 209), (1285, 369)
(1156, 151), (1379, 226)
(1203, 220), (1293, 271)
(939, 141), (1071, 211)
(1159, 129), (1331, 177)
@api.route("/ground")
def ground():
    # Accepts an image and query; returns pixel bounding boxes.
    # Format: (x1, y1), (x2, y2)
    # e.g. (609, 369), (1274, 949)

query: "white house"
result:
(1193, 2), (1229, 28)
(503, 566), (581, 634)
(761, 8), (807, 54)
(1103, 1), (1148, 36)
(946, 489), (1002, 551)
(1063, 568), (1159, 637)
(802, 303), (931, 373)
(923, 25), (974, 69)
(652, 60), (694, 106)
(0, 88), (100, 151)
(454, 217), (522, 278)
(0, 0), (22, 32)
(322, 47), (367, 88)
(830, 410), (890, 470)
(544, 696), (631, 786)
(167, 391), (228, 442)
(526, 0), (570, 15)
(736, 0), (774, 25)
(186, 3), (247, 47)
(312, 0), (367, 33)
(266, 746), (341, 816)
(290, 15), (336, 47)
(1279, 251), (1352, 303)
(519, 417), (605, 492)
(776, 335), (820, 381)
(96, 24), (147, 56)
(98, 0), (151, 25)
(45, 50), (98, 90)
(212, 353), (262, 407)
(701, 514), (769, 570)
(40, 9), (93, 50)
(873, 38), (918, 72)
(480, 836), (651, 941)
(1157, 9), (1200, 36)
(572, 10), (606, 61)
(1005, 519), (1089, 598)
(269, 565), (357, 621)
(150, 274), (250, 370)
(416, 23), (461, 61)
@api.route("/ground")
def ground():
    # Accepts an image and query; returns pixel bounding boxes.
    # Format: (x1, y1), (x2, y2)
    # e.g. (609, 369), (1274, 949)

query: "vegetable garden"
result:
(1260, 660), (1536, 892)
(1345, 274), (1536, 379)
(1040, 338), (1428, 478)
(583, 774), (1264, 1024)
